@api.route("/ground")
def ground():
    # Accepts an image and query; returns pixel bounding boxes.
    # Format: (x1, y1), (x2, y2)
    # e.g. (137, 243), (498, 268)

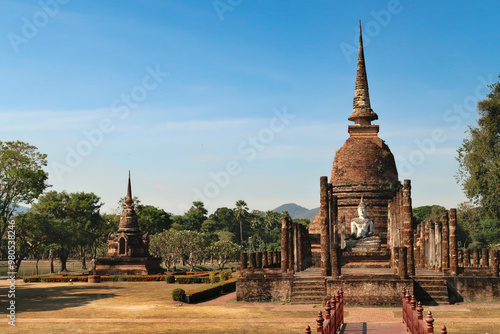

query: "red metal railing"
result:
(402, 287), (448, 334)
(305, 288), (344, 334)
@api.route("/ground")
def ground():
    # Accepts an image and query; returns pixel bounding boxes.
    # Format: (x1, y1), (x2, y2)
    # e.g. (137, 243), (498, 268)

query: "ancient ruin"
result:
(237, 22), (499, 306)
(95, 173), (162, 275)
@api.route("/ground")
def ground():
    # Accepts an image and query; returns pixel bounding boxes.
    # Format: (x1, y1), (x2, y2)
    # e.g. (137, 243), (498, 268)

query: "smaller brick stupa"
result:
(96, 172), (162, 275)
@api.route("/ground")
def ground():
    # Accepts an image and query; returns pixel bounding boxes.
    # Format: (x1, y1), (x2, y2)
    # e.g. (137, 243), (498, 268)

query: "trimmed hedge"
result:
(175, 275), (220, 284)
(23, 276), (89, 283)
(184, 278), (237, 303)
(23, 275), (166, 283)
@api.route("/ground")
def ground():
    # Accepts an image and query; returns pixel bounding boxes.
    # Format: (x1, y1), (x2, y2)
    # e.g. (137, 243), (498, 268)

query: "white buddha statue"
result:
(350, 196), (374, 239)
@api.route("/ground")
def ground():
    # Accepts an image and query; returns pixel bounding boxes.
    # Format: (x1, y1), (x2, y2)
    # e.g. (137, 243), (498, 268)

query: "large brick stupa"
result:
(310, 22), (399, 244)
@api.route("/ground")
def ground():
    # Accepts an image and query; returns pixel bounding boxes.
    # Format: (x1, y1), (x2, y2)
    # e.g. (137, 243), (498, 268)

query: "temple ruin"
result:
(237, 22), (499, 305)
(95, 173), (162, 275)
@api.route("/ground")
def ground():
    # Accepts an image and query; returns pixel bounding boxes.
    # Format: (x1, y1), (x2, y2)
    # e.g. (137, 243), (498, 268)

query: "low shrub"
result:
(185, 278), (237, 303)
(172, 288), (186, 301)
(220, 269), (232, 281)
(165, 275), (175, 284)
(209, 271), (216, 284)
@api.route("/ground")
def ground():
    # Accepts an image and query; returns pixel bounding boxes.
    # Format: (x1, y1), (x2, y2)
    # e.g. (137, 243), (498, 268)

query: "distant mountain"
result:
(272, 203), (320, 220)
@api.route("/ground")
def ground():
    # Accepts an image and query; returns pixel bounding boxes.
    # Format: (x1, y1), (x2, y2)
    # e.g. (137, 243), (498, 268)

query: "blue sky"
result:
(0, 0), (498, 214)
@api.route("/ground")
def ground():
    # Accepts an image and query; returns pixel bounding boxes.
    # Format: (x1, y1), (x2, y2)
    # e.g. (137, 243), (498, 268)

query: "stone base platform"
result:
(344, 236), (382, 252)
(341, 247), (390, 268)
(96, 256), (163, 275)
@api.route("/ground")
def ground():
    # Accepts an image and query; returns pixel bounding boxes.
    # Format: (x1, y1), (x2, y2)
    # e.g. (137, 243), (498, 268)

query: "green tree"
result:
(235, 200), (248, 243)
(12, 211), (51, 275)
(185, 231), (210, 271)
(136, 204), (172, 234)
(31, 191), (103, 271)
(183, 201), (208, 231)
(456, 202), (482, 248)
(150, 229), (183, 271)
(210, 240), (241, 270)
(413, 205), (447, 224)
(457, 77), (500, 219)
(0, 141), (49, 255)
(208, 207), (238, 235)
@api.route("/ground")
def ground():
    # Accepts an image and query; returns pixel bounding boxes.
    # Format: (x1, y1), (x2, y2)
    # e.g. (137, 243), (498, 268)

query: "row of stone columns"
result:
(281, 216), (311, 273)
(459, 248), (499, 275)
(415, 209), (458, 275)
(240, 251), (281, 269)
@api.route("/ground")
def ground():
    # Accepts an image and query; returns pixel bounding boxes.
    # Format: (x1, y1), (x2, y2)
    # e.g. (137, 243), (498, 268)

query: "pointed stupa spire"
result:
(348, 20), (378, 125)
(125, 171), (133, 207)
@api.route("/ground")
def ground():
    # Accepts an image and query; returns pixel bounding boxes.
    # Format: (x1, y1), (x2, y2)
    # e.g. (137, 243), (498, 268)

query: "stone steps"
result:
(291, 271), (326, 305)
(413, 277), (449, 305)
(344, 260), (391, 268)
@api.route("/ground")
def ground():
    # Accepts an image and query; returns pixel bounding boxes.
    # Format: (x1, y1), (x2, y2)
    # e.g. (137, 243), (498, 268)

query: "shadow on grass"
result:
(0, 284), (123, 313)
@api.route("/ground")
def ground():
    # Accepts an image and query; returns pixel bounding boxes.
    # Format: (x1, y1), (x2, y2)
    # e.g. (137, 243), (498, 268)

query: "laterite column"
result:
(449, 208), (458, 276)
(320, 176), (329, 276)
(402, 180), (415, 275)
(281, 216), (288, 272)
(441, 212), (449, 270)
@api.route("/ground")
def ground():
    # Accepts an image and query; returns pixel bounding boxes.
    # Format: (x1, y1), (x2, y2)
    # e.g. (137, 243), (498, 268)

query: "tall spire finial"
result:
(348, 20), (378, 125)
(125, 171), (133, 207)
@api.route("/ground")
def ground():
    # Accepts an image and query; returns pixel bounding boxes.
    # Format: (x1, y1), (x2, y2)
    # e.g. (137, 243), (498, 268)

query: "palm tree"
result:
(235, 200), (248, 243)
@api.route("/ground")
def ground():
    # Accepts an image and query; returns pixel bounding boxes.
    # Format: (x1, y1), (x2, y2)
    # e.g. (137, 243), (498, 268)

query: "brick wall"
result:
(327, 277), (413, 306)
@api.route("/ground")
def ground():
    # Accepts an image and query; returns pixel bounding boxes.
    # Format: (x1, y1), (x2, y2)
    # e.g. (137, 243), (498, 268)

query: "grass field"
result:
(1, 279), (499, 333)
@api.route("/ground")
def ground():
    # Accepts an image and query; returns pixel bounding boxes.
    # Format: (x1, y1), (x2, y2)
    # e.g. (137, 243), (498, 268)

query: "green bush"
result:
(220, 269), (232, 281)
(172, 288), (186, 302)
(165, 275), (175, 284)
(209, 271), (216, 284)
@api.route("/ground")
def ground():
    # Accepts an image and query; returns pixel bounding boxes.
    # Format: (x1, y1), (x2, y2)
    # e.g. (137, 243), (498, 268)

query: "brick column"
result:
(399, 247), (408, 279)
(240, 252), (248, 270)
(288, 219), (294, 272)
(490, 249), (499, 277)
(436, 222), (442, 270)
(297, 224), (303, 271)
(481, 248), (489, 268)
(267, 251), (273, 267)
(472, 249), (480, 267)
(331, 243), (341, 278)
(402, 180), (415, 275)
(441, 212), (449, 270)
(464, 249), (470, 268)
(429, 222), (435, 269)
(262, 251), (268, 268)
(249, 252), (256, 269)
(330, 193), (338, 245)
(419, 223), (425, 268)
(256, 251), (262, 268)
(320, 176), (329, 276)
(393, 246), (400, 275)
(424, 221), (430, 268)
(281, 217), (288, 272)
(414, 223), (421, 268)
(449, 208), (458, 276)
